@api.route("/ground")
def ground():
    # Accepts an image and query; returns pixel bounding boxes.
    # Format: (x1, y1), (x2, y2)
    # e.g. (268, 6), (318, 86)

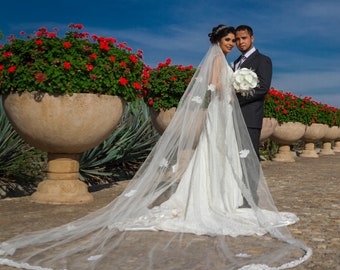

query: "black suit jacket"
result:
(233, 50), (272, 129)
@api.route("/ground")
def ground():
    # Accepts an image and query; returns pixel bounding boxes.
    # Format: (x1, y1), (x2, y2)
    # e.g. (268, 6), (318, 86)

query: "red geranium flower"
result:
(34, 72), (47, 83)
(3, 52), (12, 58)
(63, 62), (71, 69)
(85, 64), (93, 71)
(129, 55), (137, 64)
(133, 82), (142, 90)
(35, 39), (43, 45)
(63, 42), (72, 48)
(119, 77), (128, 85)
(89, 53), (97, 59)
(8, 66), (17, 72)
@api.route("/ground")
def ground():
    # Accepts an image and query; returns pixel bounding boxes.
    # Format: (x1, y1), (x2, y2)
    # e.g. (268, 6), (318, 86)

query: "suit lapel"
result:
(233, 55), (242, 71)
(240, 50), (259, 68)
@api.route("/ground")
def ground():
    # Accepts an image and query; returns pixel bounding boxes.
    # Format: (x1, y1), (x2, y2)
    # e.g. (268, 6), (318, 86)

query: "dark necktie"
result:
(238, 55), (247, 69)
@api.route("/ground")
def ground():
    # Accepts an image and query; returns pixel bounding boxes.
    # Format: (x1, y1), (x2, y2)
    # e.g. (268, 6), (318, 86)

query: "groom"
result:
(233, 25), (272, 160)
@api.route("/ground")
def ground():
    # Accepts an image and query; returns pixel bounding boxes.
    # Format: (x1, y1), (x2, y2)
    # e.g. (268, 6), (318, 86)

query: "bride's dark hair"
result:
(208, 24), (235, 44)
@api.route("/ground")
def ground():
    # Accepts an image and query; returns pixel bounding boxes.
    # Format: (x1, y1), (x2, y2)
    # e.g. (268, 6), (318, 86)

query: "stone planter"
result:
(333, 127), (340, 153)
(260, 117), (278, 143)
(270, 122), (306, 162)
(319, 126), (338, 156)
(149, 107), (177, 135)
(300, 123), (328, 158)
(149, 107), (205, 148)
(3, 92), (125, 204)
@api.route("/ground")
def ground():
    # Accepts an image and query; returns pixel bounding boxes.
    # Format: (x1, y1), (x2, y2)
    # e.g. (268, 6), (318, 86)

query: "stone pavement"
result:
(0, 153), (339, 270)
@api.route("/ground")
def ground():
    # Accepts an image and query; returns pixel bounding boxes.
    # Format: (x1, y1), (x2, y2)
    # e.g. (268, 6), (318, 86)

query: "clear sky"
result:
(1, 0), (339, 107)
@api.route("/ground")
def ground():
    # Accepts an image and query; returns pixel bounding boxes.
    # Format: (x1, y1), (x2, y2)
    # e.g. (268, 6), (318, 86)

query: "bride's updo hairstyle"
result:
(208, 24), (235, 44)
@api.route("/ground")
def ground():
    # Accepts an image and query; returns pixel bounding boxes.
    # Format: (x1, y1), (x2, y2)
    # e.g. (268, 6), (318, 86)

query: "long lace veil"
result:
(0, 45), (311, 270)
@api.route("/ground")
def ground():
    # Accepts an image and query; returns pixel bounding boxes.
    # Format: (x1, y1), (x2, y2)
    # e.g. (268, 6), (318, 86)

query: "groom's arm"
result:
(237, 55), (272, 106)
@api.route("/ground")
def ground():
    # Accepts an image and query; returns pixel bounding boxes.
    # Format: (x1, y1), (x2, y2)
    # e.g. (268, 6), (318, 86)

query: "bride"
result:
(0, 25), (311, 270)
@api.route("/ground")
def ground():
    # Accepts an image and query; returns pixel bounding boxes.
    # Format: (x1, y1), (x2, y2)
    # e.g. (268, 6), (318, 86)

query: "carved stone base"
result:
(300, 142), (318, 158)
(32, 179), (93, 204)
(334, 141), (340, 153)
(31, 153), (93, 204)
(272, 145), (296, 162)
(319, 142), (335, 156)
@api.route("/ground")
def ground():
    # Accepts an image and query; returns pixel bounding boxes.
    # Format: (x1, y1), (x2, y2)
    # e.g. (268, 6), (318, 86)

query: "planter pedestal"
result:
(333, 127), (340, 153)
(270, 122), (306, 162)
(334, 141), (340, 152)
(300, 124), (328, 158)
(32, 153), (92, 204)
(319, 126), (338, 156)
(3, 92), (125, 204)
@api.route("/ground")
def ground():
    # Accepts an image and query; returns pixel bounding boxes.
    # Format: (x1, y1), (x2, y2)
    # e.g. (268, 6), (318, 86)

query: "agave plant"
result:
(79, 99), (159, 185)
(0, 100), (46, 197)
(0, 100), (29, 175)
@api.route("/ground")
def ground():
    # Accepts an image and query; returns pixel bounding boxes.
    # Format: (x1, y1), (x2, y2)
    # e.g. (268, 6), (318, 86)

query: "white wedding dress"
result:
(0, 45), (311, 270)
(119, 70), (297, 237)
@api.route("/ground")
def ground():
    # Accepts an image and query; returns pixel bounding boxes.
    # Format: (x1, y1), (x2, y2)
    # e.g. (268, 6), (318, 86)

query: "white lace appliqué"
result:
(172, 163), (178, 173)
(191, 96), (203, 104)
(239, 149), (250, 158)
(235, 253), (252, 258)
(159, 158), (169, 168)
(87, 254), (103, 261)
(124, 189), (137, 197)
(208, 84), (216, 92)
(195, 76), (203, 83)
(66, 225), (76, 231)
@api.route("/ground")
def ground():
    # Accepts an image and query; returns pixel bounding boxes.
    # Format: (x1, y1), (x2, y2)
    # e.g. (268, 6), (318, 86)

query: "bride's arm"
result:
(209, 55), (224, 91)
(209, 55), (234, 103)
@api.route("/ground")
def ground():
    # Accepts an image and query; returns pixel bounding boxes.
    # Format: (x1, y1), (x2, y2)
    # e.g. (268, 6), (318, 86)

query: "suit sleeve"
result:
(237, 55), (272, 106)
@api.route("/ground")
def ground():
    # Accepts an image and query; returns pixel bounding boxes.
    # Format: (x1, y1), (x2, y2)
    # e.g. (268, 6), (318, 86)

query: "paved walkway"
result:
(0, 153), (339, 269)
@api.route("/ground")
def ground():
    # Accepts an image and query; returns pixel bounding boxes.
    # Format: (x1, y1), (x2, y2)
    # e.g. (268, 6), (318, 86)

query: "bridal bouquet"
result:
(232, 68), (259, 96)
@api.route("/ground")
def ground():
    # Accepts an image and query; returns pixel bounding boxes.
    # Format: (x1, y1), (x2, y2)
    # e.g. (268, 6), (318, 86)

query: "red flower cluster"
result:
(0, 24), (146, 102)
(265, 88), (339, 126)
(142, 58), (196, 111)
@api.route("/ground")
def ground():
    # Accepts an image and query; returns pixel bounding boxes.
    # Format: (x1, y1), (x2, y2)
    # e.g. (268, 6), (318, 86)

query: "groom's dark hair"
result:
(235, 25), (253, 36)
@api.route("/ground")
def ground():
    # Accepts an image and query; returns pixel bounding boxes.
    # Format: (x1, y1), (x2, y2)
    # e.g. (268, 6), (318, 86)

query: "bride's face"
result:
(218, 33), (235, 55)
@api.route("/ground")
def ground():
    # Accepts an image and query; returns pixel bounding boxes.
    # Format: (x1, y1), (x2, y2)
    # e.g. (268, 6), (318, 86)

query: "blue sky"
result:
(1, 0), (340, 107)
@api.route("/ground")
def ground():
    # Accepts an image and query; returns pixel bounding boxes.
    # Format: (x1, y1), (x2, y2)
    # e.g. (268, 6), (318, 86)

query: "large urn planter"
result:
(300, 123), (328, 158)
(149, 107), (177, 135)
(149, 107), (205, 148)
(319, 126), (338, 156)
(333, 127), (340, 153)
(270, 122), (306, 162)
(3, 92), (125, 204)
(260, 117), (278, 143)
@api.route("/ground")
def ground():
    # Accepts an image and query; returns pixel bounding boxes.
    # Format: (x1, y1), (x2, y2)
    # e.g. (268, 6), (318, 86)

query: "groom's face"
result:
(235, 30), (254, 53)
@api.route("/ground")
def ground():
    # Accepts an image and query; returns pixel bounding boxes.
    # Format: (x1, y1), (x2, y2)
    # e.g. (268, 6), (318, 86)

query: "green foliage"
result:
(264, 88), (339, 126)
(142, 58), (196, 111)
(335, 109), (340, 127)
(79, 99), (159, 184)
(264, 88), (313, 125)
(260, 139), (279, 160)
(312, 102), (338, 127)
(0, 100), (30, 175)
(0, 24), (146, 102)
(0, 100), (46, 197)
